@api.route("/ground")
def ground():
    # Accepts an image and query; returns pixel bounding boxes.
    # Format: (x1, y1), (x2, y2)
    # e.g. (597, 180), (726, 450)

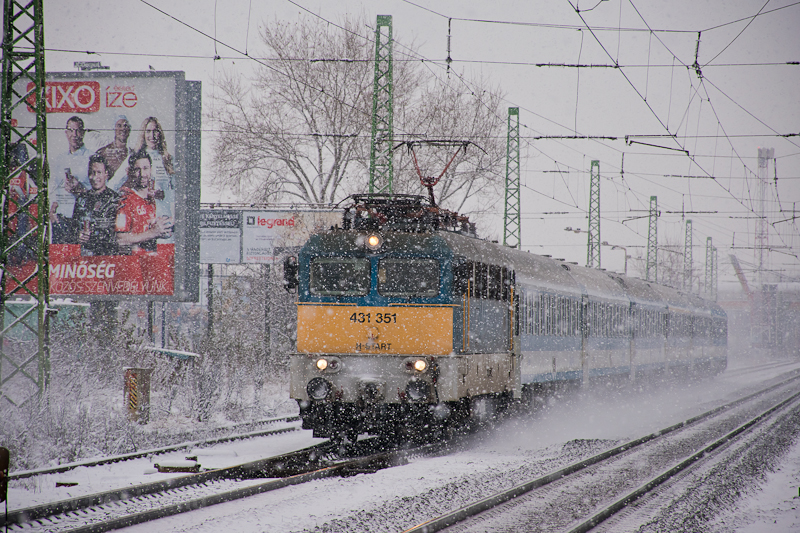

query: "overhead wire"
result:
(133, 0), (796, 265)
(45, 47), (800, 68)
(704, 0), (771, 65)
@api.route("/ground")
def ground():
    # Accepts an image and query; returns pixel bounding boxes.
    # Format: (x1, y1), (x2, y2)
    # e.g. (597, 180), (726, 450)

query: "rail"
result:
(3, 437), (442, 532)
(402, 372), (800, 533)
(8, 415), (300, 481)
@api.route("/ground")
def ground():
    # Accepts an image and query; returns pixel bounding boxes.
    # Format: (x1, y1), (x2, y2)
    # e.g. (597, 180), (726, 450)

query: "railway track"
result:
(3, 437), (438, 533)
(8, 414), (300, 481)
(721, 359), (800, 379)
(403, 373), (800, 533)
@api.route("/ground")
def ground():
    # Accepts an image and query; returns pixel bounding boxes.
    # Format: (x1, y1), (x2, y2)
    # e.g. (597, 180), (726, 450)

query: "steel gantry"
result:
(645, 196), (658, 282)
(369, 15), (393, 195)
(586, 160), (600, 268)
(503, 107), (520, 249)
(1, 0), (51, 406)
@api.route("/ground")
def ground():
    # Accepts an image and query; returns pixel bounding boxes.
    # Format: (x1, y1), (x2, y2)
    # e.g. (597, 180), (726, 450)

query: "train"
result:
(284, 194), (728, 441)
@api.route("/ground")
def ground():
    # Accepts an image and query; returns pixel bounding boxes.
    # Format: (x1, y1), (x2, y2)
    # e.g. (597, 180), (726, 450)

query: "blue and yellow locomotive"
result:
(285, 194), (727, 440)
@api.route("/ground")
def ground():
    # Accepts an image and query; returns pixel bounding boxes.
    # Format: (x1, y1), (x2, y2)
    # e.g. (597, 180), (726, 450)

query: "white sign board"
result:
(242, 211), (340, 263)
(200, 210), (241, 264)
(200, 209), (340, 264)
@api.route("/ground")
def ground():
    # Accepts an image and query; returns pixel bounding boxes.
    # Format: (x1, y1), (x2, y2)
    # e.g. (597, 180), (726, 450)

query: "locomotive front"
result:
(288, 197), (468, 440)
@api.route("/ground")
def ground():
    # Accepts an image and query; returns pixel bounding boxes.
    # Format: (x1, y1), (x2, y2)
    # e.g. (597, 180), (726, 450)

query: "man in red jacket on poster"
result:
(115, 150), (173, 255)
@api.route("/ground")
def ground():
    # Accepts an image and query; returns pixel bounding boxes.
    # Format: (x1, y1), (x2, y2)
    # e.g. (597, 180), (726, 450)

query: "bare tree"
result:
(208, 15), (505, 210)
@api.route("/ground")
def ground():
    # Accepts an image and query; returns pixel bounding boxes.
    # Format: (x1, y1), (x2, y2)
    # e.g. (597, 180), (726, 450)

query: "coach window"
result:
(453, 261), (473, 295)
(570, 299), (578, 336)
(475, 263), (488, 299)
(378, 258), (439, 297)
(502, 267), (514, 301)
(310, 258), (370, 296)
(488, 265), (502, 300)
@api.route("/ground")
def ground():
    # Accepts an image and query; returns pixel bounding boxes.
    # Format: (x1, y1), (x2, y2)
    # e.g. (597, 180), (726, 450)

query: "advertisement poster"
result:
(200, 210), (241, 264)
(10, 72), (200, 301)
(240, 211), (340, 264)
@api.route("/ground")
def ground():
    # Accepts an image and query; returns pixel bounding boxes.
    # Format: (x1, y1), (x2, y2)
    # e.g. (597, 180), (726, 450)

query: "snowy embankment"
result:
(106, 355), (800, 533)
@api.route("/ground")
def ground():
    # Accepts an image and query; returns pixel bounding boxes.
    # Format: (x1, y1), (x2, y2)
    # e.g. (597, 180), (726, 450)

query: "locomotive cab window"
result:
(378, 259), (439, 297)
(310, 258), (370, 296)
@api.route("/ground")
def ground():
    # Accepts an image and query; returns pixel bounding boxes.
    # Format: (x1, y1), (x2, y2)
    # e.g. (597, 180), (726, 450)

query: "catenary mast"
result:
(503, 108), (520, 249)
(369, 15), (393, 195)
(0, 0), (51, 406)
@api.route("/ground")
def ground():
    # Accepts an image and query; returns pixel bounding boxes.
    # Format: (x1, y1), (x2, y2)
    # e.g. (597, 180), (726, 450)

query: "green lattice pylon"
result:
(503, 108), (520, 248)
(1, 0), (51, 407)
(683, 219), (693, 291)
(369, 15), (393, 195)
(705, 237), (713, 297)
(645, 196), (658, 282)
(587, 160), (600, 268)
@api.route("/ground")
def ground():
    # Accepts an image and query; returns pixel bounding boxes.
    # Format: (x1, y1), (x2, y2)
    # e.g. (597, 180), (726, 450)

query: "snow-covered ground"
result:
(710, 434), (800, 532)
(9, 422), (322, 509)
(11, 353), (800, 532)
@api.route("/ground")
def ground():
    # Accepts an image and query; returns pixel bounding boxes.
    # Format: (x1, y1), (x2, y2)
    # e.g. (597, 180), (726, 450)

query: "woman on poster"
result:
(133, 117), (174, 243)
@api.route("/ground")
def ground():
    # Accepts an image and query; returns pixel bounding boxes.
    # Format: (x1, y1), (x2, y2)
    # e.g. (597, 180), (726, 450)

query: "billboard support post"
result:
(264, 264), (271, 364)
(147, 301), (155, 343)
(161, 303), (166, 349)
(207, 264), (214, 338)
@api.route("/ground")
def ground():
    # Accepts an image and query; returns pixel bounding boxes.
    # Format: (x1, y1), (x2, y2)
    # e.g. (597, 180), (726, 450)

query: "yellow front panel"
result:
(297, 304), (454, 355)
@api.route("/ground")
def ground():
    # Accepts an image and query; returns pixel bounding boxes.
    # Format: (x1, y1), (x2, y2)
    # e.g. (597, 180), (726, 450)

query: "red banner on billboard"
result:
(49, 244), (174, 295)
(27, 81), (102, 113)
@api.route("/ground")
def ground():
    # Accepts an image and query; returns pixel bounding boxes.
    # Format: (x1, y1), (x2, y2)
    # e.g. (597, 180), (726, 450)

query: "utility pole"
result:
(503, 107), (520, 249)
(587, 160), (601, 268)
(683, 219), (692, 291)
(705, 237), (713, 297)
(0, 0), (50, 406)
(712, 246), (718, 301)
(755, 148), (773, 285)
(645, 196), (658, 282)
(369, 15), (393, 195)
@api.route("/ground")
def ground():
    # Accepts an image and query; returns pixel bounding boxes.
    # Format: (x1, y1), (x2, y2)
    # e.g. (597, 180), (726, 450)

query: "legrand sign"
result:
(200, 209), (339, 264)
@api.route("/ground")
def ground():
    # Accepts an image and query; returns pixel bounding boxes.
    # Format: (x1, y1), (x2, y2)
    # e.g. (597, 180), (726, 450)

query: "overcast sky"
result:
(45, 0), (800, 289)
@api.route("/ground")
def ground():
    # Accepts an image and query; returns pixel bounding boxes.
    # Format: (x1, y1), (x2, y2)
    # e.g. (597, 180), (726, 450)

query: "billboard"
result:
(200, 209), (340, 264)
(10, 72), (201, 301)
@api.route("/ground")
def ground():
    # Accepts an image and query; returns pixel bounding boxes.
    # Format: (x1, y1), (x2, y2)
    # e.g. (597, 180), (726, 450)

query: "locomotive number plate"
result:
(349, 312), (397, 324)
(296, 305), (453, 355)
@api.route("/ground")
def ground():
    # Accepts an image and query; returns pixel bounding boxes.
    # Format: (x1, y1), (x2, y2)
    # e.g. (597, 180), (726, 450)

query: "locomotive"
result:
(284, 194), (727, 441)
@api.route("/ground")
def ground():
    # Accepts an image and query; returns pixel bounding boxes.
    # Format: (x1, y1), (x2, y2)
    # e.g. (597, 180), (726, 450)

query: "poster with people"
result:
(10, 72), (200, 300)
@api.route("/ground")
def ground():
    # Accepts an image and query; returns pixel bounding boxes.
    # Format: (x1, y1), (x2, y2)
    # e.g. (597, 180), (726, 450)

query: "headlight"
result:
(314, 357), (340, 373)
(307, 377), (331, 400)
(406, 379), (430, 401)
(366, 233), (382, 250)
(405, 358), (428, 372)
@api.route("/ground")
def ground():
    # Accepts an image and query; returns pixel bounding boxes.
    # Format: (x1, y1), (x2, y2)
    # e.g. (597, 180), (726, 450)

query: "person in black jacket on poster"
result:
(72, 154), (120, 256)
